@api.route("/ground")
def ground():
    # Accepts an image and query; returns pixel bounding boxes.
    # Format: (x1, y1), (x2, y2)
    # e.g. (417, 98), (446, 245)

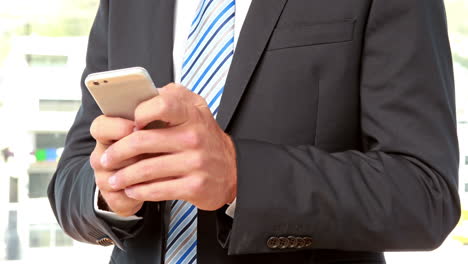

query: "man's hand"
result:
(100, 83), (237, 211)
(90, 115), (144, 217)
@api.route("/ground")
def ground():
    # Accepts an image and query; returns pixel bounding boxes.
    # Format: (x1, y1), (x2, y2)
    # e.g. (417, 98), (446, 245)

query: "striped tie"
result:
(164, 1), (236, 263)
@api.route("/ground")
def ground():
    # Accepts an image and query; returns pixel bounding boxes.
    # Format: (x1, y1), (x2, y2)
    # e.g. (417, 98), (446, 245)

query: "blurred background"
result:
(0, 0), (467, 263)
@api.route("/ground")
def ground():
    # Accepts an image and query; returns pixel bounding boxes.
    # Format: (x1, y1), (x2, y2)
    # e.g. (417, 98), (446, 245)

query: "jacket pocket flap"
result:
(267, 19), (356, 51)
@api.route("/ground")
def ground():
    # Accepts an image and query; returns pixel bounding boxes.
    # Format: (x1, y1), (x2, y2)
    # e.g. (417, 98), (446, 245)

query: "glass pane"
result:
(29, 225), (51, 248)
(35, 133), (67, 149)
(39, 99), (81, 112)
(55, 229), (74, 247)
(28, 172), (53, 198)
(5, 211), (21, 260)
(9, 177), (18, 203)
(25, 54), (68, 67)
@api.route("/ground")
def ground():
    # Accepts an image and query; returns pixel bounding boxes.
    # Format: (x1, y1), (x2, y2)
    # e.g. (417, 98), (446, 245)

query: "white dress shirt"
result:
(95, 0), (252, 221)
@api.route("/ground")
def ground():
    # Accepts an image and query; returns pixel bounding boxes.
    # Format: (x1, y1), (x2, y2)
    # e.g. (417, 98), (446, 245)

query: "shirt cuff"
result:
(225, 198), (237, 218)
(94, 188), (143, 221)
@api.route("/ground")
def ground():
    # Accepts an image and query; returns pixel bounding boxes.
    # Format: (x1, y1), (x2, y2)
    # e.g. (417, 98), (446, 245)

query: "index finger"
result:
(90, 115), (135, 145)
(100, 126), (188, 169)
(134, 84), (190, 129)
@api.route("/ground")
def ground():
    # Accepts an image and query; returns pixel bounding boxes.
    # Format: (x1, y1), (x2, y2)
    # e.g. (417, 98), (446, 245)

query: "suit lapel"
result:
(216, 0), (288, 130)
(148, 0), (175, 86)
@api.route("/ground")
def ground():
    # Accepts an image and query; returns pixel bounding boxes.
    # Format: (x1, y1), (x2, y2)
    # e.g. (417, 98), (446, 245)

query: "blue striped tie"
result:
(164, 1), (235, 263)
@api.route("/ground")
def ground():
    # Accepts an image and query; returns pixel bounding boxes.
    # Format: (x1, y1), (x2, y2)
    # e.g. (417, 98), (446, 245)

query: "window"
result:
(25, 54), (68, 67)
(35, 132), (67, 149)
(34, 132), (67, 162)
(55, 228), (73, 247)
(39, 99), (81, 112)
(28, 172), (53, 198)
(5, 211), (21, 260)
(9, 177), (18, 203)
(29, 225), (51, 248)
(29, 224), (73, 248)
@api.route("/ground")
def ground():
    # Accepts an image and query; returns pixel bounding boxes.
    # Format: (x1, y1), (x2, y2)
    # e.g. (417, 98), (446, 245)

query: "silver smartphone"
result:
(85, 67), (158, 121)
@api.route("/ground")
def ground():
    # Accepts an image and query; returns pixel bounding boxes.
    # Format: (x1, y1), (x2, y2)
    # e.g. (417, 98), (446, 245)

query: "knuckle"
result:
(174, 83), (186, 92)
(113, 171), (126, 187)
(166, 84), (185, 99)
(137, 162), (153, 180)
(112, 203), (131, 216)
(90, 115), (105, 139)
(165, 82), (176, 88)
(189, 151), (205, 170)
(103, 148), (116, 165)
(118, 120), (134, 136)
(158, 96), (173, 115)
(135, 98), (155, 122)
(95, 174), (108, 190)
(183, 129), (202, 149)
(101, 193), (114, 205)
(168, 82), (184, 93)
(194, 93), (206, 105)
(134, 103), (146, 123)
(105, 194), (129, 215)
(90, 150), (102, 170)
(193, 107), (205, 122)
(188, 177), (206, 197)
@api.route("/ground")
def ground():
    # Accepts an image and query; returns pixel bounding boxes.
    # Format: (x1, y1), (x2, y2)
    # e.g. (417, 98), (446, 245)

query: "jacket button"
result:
(303, 237), (313, 248)
(267, 237), (280, 249)
(287, 236), (298, 248)
(96, 237), (114, 247)
(278, 237), (290, 249)
(296, 237), (305, 249)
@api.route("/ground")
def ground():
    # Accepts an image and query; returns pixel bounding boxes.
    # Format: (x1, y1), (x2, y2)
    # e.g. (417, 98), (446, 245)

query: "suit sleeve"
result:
(222, 0), (460, 255)
(47, 0), (143, 250)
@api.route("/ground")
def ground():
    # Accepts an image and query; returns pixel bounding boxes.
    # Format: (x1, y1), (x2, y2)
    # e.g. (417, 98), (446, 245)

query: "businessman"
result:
(48, 0), (461, 263)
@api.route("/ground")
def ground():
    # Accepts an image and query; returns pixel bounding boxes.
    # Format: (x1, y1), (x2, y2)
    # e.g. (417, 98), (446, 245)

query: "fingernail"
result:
(108, 175), (117, 189)
(100, 153), (108, 167)
(125, 188), (135, 198)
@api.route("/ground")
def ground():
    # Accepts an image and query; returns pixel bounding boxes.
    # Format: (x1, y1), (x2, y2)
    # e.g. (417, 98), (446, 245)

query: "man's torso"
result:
(106, 0), (383, 263)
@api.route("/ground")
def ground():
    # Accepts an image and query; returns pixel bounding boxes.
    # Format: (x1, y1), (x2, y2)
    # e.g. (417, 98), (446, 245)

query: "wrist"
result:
(225, 134), (237, 204)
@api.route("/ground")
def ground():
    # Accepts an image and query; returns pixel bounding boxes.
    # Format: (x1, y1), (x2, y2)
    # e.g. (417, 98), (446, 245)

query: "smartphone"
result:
(85, 67), (158, 122)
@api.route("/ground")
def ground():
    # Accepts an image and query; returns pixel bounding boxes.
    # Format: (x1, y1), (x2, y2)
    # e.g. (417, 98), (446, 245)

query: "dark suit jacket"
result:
(48, 0), (460, 263)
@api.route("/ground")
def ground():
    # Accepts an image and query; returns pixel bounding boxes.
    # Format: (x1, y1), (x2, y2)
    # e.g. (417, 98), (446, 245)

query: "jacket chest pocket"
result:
(266, 19), (356, 51)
